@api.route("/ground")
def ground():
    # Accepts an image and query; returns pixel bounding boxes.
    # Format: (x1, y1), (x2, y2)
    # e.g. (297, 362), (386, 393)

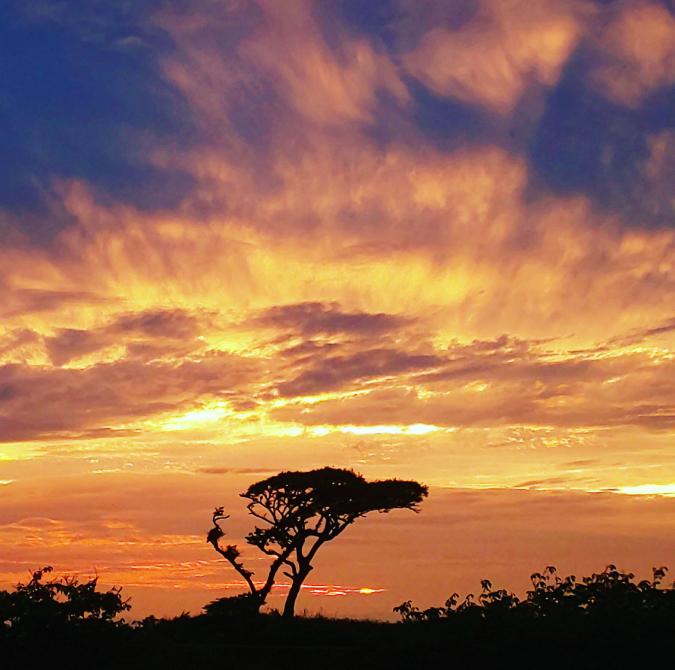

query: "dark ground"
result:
(3, 610), (674, 670)
(3, 565), (674, 669)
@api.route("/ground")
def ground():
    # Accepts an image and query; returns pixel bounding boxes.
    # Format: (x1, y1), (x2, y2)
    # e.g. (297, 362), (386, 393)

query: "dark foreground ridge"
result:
(2, 565), (674, 670)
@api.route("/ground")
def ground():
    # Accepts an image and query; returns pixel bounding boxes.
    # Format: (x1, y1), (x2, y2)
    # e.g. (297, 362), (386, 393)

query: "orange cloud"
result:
(269, 337), (675, 431)
(403, 0), (583, 114)
(158, 0), (407, 129)
(0, 351), (261, 442)
(590, 1), (675, 107)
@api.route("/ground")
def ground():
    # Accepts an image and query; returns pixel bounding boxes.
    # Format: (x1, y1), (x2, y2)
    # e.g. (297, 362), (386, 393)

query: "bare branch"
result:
(207, 509), (258, 597)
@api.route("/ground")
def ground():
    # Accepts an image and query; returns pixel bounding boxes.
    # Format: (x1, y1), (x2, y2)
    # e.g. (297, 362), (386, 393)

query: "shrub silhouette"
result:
(203, 592), (264, 618)
(0, 566), (130, 631)
(207, 466), (427, 617)
(2, 562), (673, 669)
(394, 564), (675, 622)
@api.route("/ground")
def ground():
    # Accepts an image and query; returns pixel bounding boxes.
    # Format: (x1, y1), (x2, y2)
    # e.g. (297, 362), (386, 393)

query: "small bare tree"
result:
(207, 467), (427, 617)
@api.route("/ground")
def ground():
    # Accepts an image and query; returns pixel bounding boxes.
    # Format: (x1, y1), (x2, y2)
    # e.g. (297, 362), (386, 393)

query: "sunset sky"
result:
(1, 0), (674, 619)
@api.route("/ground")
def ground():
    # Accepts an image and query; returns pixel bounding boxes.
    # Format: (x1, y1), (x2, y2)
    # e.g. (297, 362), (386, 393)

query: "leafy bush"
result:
(0, 566), (130, 631)
(394, 565), (674, 622)
(203, 592), (264, 618)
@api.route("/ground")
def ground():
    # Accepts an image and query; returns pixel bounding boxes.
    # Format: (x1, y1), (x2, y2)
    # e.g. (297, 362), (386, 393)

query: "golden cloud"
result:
(403, 0), (584, 114)
(590, 1), (675, 107)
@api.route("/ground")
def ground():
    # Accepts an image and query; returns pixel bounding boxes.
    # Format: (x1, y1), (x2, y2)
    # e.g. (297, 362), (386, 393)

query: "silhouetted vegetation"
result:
(1, 566), (131, 669)
(207, 467), (428, 617)
(2, 563), (673, 669)
(0, 565), (130, 629)
(394, 564), (674, 621)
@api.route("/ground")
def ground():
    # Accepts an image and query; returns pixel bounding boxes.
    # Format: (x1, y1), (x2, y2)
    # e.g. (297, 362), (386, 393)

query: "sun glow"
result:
(332, 423), (441, 436)
(301, 584), (387, 597)
(161, 404), (230, 430)
(358, 587), (385, 595)
(618, 484), (675, 496)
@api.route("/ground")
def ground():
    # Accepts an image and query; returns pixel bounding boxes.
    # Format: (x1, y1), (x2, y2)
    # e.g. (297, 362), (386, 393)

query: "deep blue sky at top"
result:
(1, 0), (673, 243)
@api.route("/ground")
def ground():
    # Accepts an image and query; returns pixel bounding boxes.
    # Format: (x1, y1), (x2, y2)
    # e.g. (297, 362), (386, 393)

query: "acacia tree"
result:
(207, 467), (428, 617)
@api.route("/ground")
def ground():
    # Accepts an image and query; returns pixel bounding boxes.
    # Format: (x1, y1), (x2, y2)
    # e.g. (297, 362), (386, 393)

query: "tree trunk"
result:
(282, 567), (311, 618)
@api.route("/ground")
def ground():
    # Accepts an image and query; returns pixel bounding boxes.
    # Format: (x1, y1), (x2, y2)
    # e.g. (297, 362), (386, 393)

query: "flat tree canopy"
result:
(207, 467), (428, 617)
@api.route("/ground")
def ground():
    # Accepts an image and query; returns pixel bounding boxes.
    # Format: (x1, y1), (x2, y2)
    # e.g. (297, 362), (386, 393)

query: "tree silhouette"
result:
(207, 467), (428, 617)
